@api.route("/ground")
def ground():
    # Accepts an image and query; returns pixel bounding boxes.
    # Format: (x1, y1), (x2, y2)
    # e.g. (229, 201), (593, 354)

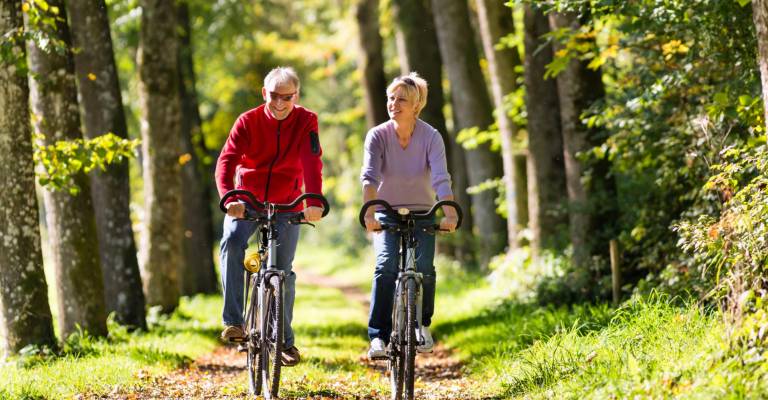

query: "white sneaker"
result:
(368, 337), (386, 359)
(417, 326), (433, 353)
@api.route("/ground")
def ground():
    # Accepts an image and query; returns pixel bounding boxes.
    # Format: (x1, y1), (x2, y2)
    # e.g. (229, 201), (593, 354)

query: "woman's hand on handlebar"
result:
(439, 215), (458, 233)
(303, 206), (324, 222)
(226, 202), (246, 218)
(364, 214), (381, 232)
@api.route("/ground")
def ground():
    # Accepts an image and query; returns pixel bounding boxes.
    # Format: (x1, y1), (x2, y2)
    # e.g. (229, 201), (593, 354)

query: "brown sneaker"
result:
(281, 346), (301, 366)
(220, 325), (245, 342)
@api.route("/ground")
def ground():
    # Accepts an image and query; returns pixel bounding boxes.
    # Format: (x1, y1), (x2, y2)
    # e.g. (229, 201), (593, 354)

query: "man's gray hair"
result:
(264, 66), (300, 91)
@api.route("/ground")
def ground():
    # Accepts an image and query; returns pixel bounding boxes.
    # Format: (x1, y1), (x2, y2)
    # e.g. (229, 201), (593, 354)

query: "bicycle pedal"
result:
(226, 337), (247, 343)
(370, 355), (388, 361)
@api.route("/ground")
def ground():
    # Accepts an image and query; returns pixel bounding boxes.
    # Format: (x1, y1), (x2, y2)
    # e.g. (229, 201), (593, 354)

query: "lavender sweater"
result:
(360, 119), (453, 210)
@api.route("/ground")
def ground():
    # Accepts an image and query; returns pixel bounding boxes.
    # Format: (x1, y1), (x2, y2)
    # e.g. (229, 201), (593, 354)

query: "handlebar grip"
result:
(358, 199), (396, 228)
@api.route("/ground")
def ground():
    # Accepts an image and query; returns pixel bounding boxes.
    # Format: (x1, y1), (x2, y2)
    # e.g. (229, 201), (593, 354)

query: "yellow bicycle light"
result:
(244, 252), (261, 273)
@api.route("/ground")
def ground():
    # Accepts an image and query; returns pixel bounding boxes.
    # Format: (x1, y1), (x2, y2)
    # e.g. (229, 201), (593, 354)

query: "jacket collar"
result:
(261, 103), (300, 125)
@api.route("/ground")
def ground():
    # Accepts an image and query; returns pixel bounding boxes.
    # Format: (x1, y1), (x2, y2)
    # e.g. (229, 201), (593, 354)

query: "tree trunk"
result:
(523, 4), (568, 256)
(67, 0), (147, 329)
(754, 0), (768, 131)
(0, 0), (56, 354)
(177, 1), (217, 295)
(431, 0), (507, 266)
(138, 0), (183, 313)
(475, 0), (527, 249)
(549, 12), (605, 268)
(355, 0), (389, 128)
(25, 0), (108, 338)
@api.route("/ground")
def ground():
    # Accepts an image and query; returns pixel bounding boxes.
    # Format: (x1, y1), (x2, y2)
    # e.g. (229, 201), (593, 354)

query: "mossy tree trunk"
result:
(475, 0), (527, 249)
(355, 0), (389, 128)
(25, 0), (108, 338)
(138, 0), (183, 313)
(177, 1), (217, 295)
(67, 0), (147, 329)
(523, 4), (568, 257)
(0, 0), (56, 355)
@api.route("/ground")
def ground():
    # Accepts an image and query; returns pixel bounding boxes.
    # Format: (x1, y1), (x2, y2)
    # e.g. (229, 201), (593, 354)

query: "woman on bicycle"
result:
(360, 72), (458, 358)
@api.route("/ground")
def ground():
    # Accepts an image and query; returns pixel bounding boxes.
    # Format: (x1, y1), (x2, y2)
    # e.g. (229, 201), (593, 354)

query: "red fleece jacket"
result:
(215, 104), (323, 210)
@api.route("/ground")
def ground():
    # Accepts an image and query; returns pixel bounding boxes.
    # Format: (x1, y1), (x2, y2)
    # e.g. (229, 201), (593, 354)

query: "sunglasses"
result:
(400, 77), (416, 86)
(269, 92), (296, 102)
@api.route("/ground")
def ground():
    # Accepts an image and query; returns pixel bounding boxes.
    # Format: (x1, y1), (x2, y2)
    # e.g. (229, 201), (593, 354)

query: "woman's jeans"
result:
(220, 211), (300, 348)
(368, 212), (436, 341)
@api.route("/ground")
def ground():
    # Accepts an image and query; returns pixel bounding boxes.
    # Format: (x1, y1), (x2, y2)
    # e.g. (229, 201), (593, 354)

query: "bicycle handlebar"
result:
(219, 189), (330, 218)
(358, 199), (463, 230)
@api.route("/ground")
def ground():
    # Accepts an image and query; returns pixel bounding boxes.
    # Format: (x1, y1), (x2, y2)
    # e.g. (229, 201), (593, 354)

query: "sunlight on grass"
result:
(1, 295), (221, 399)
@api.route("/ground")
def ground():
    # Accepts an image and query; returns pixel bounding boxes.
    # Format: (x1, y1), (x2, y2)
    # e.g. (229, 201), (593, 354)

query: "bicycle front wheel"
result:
(403, 278), (418, 400)
(261, 274), (284, 399)
(246, 275), (262, 395)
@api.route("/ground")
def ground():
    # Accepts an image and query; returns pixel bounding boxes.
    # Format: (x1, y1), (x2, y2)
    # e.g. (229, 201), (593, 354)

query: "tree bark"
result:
(354, 0), (389, 128)
(177, 1), (217, 295)
(25, 0), (108, 338)
(67, 0), (147, 329)
(753, 0), (768, 131)
(0, 0), (56, 354)
(138, 0), (183, 313)
(549, 12), (605, 268)
(475, 0), (527, 249)
(523, 5), (568, 255)
(431, 0), (507, 266)
(390, 0), (474, 262)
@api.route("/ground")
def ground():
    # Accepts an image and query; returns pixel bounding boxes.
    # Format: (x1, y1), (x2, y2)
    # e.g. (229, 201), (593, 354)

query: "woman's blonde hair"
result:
(386, 72), (428, 117)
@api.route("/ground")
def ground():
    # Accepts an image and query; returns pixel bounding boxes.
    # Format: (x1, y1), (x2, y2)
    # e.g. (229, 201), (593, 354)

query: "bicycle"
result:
(219, 189), (330, 400)
(358, 199), (463, 400)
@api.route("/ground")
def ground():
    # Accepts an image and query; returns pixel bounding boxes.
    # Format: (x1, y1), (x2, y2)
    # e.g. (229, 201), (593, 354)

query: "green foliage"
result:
(33, 133), (140, 195)
(527, 0), (763, 299)
(675, 141), (768, 316)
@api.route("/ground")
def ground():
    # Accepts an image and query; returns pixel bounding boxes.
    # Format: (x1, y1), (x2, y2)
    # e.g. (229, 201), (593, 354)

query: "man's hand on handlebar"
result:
(302, 206), (324, 223)
(439, 215), (458, 233)
(226, 202), (246, 219)
(364, 214), (381, 232)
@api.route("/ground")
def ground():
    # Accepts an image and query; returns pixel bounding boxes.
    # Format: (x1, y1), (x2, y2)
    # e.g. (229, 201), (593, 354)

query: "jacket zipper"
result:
(263, 120), (281, 202)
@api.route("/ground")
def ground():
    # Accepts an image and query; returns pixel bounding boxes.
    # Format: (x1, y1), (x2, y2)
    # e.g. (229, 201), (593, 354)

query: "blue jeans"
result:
(220, 210), (300, 347)
(368, 212), (436, 341)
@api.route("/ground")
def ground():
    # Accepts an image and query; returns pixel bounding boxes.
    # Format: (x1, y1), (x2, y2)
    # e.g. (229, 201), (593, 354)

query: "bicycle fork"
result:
(394, 247), (424, 346)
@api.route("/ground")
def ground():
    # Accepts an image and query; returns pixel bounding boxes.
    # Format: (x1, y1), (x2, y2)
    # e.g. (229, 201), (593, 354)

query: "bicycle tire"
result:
(389, 337), (405, 400)
(389, 284), (406, 400)
(261, 274), (284, 399)
(246, 275), (262, 395)
(404, 278), (418, 400)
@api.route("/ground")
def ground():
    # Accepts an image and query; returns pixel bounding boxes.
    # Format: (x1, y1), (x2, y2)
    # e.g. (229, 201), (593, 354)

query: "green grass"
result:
(1, 295), (221, 399)
(7, 240), (768, 399)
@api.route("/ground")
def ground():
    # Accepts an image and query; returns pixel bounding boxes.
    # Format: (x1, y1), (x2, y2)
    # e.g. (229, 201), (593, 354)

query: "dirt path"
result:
(98, 268), (472, 399)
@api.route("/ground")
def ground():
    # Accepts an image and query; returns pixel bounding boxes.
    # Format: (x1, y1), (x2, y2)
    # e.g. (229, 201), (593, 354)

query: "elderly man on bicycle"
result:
(360, 72), (458, 358)
(215, 66), (324, 366)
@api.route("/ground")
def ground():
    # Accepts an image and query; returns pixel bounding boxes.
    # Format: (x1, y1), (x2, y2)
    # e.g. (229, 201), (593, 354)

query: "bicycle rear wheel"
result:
(260, 274), (284, 399)
(403, 278), (418, 400)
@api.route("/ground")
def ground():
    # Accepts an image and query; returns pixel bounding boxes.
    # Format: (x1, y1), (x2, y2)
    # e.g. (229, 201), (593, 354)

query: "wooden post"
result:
(609, 239), (621, 305)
